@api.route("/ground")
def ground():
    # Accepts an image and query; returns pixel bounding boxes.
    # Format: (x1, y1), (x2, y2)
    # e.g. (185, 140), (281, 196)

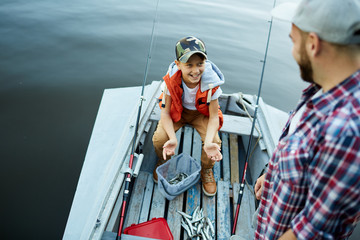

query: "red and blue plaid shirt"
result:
(255, 69), (360, 240)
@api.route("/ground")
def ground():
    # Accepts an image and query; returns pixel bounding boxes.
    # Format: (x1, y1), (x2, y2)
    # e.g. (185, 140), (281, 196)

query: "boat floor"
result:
(105, 121), (257, 240)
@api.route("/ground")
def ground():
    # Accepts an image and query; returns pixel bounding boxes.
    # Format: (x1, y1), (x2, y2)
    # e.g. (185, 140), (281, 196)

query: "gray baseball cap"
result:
(271, 0), (360, 44)
(175, 36), (207, 63)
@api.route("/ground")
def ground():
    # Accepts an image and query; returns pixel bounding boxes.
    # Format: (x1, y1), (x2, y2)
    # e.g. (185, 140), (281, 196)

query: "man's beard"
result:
(299, 42), (314, 84)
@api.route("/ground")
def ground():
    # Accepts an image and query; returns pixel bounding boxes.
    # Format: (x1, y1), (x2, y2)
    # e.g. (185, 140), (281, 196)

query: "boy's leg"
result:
(190, 113), (221, 196)
(152, 119), (184, 182)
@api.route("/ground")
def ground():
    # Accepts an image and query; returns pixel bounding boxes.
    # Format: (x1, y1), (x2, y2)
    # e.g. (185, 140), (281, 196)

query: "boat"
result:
(63, 80), (288, 240)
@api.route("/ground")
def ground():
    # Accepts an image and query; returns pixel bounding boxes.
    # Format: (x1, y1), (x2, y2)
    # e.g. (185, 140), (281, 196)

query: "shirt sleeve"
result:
(291, 134), (360, 239)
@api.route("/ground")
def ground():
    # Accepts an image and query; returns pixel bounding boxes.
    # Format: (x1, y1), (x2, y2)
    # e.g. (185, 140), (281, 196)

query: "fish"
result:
(179, 207), (215, 239)
(168, 172), (189, 184)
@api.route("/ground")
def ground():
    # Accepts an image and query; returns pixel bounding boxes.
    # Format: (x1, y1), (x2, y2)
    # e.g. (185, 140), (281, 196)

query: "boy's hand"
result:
(254, 174), (265, 200)
(204, 143), (222, 161)
(162, 139), (177, 160)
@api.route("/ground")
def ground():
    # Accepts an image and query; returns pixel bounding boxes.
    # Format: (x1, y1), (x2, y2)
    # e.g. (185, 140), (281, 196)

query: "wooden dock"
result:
(105, 124), (256, 240)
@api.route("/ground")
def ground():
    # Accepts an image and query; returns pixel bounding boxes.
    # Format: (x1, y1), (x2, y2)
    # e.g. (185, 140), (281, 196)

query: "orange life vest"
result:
(158, 69), (223, 130)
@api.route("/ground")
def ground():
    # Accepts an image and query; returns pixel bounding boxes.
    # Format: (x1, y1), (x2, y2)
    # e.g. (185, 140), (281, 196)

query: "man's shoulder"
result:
(322, 96), (360, 137)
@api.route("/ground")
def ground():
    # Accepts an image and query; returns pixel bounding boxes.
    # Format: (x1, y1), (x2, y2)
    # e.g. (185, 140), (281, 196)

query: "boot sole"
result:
(153, 176), (158, 184)
(202, 185), (217, 197)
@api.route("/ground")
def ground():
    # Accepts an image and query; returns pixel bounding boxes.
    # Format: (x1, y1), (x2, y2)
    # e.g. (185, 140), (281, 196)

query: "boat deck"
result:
(64, 81), (288, 240)
(105, 123), (256, 239)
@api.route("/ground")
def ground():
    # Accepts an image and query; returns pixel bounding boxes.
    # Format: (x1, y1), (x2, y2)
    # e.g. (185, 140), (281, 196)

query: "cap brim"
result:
(179, 51), (207, 63)
(271, 2), (299, 22)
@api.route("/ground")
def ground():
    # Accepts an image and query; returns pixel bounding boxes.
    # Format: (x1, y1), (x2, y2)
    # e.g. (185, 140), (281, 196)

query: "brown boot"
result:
(153, 159), (166, 183)
(201, 168), (217, 196)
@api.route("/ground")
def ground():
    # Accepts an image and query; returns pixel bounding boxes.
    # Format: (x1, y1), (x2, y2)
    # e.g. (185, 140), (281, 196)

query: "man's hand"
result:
(254, 174), (265, 200)
(278, 229), (297, 240)
(162, 139), (177, 160)
(204, 143), (222, 161)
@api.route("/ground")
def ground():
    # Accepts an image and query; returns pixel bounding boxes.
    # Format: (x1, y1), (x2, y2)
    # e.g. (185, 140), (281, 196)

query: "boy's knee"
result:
(152, 129), (168, 146)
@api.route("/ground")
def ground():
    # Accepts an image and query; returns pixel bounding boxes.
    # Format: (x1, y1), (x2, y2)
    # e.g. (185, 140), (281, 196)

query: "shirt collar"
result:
(299, 69), (360, 114)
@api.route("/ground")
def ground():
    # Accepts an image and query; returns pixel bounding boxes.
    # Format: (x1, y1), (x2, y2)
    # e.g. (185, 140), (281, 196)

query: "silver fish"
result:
(168, 172), (189, 184)
(181, 221), (192, 238)
(191, 216), (204, 224)
(204, 225), (211, 239)
(201, 229), (208, 240)
(184, 215), (194, 236)
(177, 210), (192, 220)
(192, 206), (199, 219)
(197, 222), (203, 234)
(206, 217), (215, 237)
(179, 206), (217, 239)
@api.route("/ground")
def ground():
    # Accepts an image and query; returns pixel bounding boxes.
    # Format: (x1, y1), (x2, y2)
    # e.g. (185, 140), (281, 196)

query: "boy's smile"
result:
(176, 54), (206, 88)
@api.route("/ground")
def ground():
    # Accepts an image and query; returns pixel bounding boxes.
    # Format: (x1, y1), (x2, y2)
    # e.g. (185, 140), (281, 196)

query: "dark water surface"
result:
(3, 0), (357, 239)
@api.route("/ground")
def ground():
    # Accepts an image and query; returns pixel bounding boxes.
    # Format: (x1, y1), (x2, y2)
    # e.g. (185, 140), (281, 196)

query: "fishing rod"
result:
(232, 0), (277, 235)
(116, 0), (160, 238)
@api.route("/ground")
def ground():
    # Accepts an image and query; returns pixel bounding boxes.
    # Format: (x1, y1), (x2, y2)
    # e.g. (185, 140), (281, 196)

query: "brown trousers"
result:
(152, 108), (222, 169)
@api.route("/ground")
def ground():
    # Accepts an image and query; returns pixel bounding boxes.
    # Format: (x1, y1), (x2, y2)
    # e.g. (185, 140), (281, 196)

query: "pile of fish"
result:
(168, 172), (189, 185)
(177, 207), (215, 239)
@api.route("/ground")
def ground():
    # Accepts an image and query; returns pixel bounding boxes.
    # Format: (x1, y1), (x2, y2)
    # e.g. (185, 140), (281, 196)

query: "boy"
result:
(152, 36), (225, 196)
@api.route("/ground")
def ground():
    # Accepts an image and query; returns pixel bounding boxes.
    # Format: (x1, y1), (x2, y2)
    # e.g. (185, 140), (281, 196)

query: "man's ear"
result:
(307, 32), (321, 57)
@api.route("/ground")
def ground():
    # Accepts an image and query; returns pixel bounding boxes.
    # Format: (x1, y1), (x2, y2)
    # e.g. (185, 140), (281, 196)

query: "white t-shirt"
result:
(288, 89), (323, 135)
(166, 80), (222, 110)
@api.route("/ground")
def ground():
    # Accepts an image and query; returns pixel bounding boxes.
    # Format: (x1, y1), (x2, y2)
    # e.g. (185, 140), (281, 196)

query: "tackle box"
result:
(123, 218), (173, 240)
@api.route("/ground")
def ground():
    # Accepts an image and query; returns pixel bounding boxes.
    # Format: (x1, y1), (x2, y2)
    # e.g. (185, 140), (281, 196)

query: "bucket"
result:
(156, 153), (201, 200)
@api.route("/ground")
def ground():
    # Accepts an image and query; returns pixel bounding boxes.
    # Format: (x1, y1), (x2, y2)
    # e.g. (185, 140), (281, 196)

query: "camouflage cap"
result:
(175, 36), (207, 63)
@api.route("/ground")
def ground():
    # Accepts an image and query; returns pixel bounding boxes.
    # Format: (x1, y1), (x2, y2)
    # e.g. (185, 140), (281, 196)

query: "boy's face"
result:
(175, 54), (206, 88)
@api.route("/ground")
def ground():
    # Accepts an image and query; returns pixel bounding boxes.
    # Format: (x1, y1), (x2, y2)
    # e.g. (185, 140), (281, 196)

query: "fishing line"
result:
(232, 0), (277, 235)
(116, 0), (160, 238)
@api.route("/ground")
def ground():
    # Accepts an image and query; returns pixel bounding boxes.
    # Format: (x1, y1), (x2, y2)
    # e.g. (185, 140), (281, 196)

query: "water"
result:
(2, 0), (353, 239)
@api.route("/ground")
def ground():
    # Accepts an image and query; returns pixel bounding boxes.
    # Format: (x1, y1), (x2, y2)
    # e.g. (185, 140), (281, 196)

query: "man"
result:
(254, 0), (360, 239)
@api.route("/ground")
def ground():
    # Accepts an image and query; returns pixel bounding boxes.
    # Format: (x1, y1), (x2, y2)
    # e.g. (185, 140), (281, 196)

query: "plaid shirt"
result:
(255, 69), (360, 240)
